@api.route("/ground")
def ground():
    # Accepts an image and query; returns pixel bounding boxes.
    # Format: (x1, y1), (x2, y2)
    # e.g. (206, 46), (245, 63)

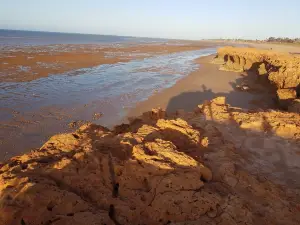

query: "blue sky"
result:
(0, 0), (300, 40)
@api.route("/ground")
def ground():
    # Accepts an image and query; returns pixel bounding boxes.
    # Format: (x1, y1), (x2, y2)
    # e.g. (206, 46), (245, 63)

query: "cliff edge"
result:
(213, 46), (300, 112)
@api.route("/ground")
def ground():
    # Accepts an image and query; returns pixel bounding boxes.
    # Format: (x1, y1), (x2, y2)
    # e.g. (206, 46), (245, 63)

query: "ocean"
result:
(0, 29), (167, 47)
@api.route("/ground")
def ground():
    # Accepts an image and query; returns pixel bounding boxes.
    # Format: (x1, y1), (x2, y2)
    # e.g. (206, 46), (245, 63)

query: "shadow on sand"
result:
(166, 70), (277, 113)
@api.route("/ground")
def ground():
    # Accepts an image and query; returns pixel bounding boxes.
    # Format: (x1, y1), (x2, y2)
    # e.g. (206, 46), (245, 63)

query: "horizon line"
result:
(1, 28), (298, 41)
(0, 28), (192, 41)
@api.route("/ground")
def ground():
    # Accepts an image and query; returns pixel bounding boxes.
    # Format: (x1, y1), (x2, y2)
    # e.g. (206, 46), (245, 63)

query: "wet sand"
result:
(0, 43), (217, 160)
(0, 41), (215, 82)
(128, 55), (276, 118)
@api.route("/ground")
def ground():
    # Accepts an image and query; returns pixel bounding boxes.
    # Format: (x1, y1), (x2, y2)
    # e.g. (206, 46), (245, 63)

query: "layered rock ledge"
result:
(1, 97), (300, 225)
(213, 46), (300, 111)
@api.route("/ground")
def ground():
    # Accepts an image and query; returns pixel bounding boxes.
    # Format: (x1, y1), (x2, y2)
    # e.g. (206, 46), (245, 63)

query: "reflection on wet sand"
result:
(0, 47), (216, 160)
(0, 42), (215, 82)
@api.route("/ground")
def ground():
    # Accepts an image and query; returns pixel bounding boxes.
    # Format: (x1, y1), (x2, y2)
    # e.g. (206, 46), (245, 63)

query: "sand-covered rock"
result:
(1, 99), (300, 225)
(213, 46), (300, 110)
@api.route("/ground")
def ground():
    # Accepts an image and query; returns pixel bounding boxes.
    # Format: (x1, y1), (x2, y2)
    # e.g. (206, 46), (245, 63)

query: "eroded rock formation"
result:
(213, 46), (300, 111)
(1, 97), (300, 225)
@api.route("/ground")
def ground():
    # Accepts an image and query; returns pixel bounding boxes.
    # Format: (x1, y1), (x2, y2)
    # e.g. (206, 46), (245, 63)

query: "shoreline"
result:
(127, 54), (276, 119)
(0, 41), (216, 82)
(128, 55), (218, 116)
(0, 45), (217, 160)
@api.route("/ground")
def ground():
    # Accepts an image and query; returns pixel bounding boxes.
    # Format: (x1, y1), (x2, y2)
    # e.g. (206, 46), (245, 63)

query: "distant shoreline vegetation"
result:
(265, 37), (300, 44)
(210, 37), (300, 44)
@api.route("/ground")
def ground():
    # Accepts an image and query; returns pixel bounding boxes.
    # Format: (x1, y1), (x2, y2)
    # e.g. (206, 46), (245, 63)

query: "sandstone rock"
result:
(142, 107), (166, 120)
(1, 99), (300, 225)
(288, 99), (300, 113)
(213, 47), (300, 109)
(211, 96), (226, 105)
(207, 208), (218, 218)
(201, 166), (213, 182)
(277, 88), (297, 99)
(277, 88), (297, 109)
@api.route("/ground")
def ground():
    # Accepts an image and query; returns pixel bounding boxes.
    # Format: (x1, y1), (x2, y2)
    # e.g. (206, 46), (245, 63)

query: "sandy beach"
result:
(128, 54), (276, 118)
(128, 41), (300, 117)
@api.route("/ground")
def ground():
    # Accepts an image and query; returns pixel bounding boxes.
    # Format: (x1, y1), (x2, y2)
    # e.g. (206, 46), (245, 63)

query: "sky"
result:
(0, 0), (300, 40)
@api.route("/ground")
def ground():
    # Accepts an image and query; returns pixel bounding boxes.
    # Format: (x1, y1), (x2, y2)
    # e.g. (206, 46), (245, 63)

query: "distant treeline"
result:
(211, 37), (300, 44)
(266, 37), (300, 43)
